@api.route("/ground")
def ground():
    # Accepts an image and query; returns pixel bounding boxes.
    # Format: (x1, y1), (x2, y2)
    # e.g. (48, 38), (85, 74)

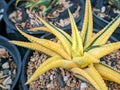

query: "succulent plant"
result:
(110, 0), (120, 9)
(10, 0), (120, 89)
(16, 0), (58, 14)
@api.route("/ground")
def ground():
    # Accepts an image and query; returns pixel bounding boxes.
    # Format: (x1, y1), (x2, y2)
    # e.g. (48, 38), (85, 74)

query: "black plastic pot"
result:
(3, 0), (44, 40)
(0, 35), (22, 90)
(91, 0), (120, 40)
(21, 50), (31, 90)
(0, 0), (7, 37)
(4, 0), (85, 40)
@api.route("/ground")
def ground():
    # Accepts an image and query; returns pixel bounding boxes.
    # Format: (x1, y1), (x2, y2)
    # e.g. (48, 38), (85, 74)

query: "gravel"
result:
(0, 48), (17, 90)
(9, 0), (81, 31)
(92, 0), (120, 22)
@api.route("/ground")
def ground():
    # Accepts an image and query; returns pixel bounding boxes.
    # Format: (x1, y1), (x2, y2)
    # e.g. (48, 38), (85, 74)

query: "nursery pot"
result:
(0, 0), (7, 37)
(91, 0), (120, 40)
(3, 0), (44, 40)
(0, 36), (21, 90)
(3, 0), (85, 40)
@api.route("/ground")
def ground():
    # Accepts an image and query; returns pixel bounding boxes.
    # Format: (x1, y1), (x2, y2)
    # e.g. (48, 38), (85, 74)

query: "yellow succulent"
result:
(10, 0), (120, 89)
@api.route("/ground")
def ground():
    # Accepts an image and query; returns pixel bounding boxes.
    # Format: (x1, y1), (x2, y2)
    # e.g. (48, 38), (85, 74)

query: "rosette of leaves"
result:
(10, 0), (120, 89)
(16, 0), (58, 14)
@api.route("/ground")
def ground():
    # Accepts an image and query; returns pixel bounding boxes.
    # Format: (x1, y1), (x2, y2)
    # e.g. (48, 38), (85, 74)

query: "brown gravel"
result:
(0, 48), (17, 90)
(9, 0), (81, 31)
(93, 0), (120, 22)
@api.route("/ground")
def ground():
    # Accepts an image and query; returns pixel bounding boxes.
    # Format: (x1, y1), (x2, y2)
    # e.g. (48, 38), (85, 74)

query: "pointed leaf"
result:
(35, 15), (72, 56)
(88, 42), (120, 59)
(71, 67), (101, 90)
(16, 27), (71, 60)
(68, 10), (83, 57)
(30, 26), (72, 43)
(84, 64), (108, 90)
(85, 14), (120, 49)
(81, 0), (93, 45)
(95, 63), (120, 84)
(10, 41), (60, 57)
(30, 27), (48, 32)
(26, 59), (77, 84)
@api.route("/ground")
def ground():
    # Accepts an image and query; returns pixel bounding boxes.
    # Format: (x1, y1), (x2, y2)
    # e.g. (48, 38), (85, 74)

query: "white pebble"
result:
(13, 70), (16, 75)
(80, 82), (87, 89)
(63, 76), (69, 83)
(2, 76), (12, 85)
(2, 62), (9, 69)
(101, 6), (106, 13)
(50, 74), (53, 80)
(5, 85), (11, 89)
(8, 71), (11, 75)
(0, 71), (3, 77)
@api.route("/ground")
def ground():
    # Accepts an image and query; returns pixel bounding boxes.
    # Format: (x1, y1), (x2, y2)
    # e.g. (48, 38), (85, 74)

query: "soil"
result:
(92, 0), (120, 22)
(0, 48), (17, 90)
(9, 0), (81, 32)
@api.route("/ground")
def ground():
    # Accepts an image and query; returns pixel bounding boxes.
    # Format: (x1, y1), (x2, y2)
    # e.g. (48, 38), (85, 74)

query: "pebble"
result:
(101, 6), (106, 13)
(116, 65), (120, 70)
(3, 69), (9, 75)
(0, 71), (3, 77)
(0, 49), (8, 58)
(2, 62), (9, 69)
(2, 76), (12, 85)
(13, 69), (16, 75)
(93, 0), (120, 22)
(5, 85), (11, 89)
(0, 48), (17, 89)
(0, 78), (5, 84)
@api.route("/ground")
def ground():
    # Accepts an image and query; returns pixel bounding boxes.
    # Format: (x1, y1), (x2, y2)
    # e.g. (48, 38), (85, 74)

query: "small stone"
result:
(80, 82), (87, 89)
(0, 49), (9, 58)
(3, 69), (9, 75)
(2, 76), (12, 85)
(30, 58), (36, 62)
(63, 76), (69, 83)
(0, 78), (5, 84)
(13, 69), (16, 75)
(117, 61), (120, 65)
(2, 62), (9, 69)
(50, 74), (53, 81)
(101, 6), (106, 13)
(0, 71), (3, 77)
(116, 65), (120, 70)
(8, 71), (11, 76)
(5, 85), (11, 89)
(0, 84), (7, 89)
